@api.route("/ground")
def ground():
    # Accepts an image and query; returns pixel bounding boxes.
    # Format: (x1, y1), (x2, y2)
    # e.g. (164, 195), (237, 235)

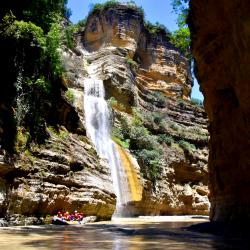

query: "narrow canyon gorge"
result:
(0, 3), (209, 224)
(1, 0), (249, 227)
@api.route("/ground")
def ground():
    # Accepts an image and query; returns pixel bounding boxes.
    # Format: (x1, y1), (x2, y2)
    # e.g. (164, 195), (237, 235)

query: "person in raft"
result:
(57, 211), (63, 218)
(55, 210), (84, 221)
(64, 211), (71, 221)
(74, 210), (84, 222)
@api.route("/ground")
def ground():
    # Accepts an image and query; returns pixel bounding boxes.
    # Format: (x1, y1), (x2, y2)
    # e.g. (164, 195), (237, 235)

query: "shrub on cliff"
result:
(136, 149), (162, 182)
(63, 24), (78, 50)
(89, 0), (119, 15)
(191, 98), (203, 107)
(177, 98), (186, 109)
(150, 91), (166, 108)
(178, 139), (196, 153)
(158, 134), (174, 146)
(125, 56), (138, 69)
(144, 21), (171, 39)
(65, 89), (75, 104)
(108, 97), (126, 112)
(129, 126), (159, 151)
(112, 110), (163, 183)
(89, 0), (144, 17)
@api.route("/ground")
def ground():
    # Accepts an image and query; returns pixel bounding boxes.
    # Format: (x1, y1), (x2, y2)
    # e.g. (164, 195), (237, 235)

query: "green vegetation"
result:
(112, 109), (163, 183)
(108, 97), (118, 107)
(144, 21), (171, 39)
(191, 98), (203, 107)
(125, 56), (138, 69)
(152, 113), (164, 125)
(170, 0), (191, 62)
(15, 128), (30, 153)
(89, 0), (144, 17)
(65, 89), (75, 104)
(112, 136), (130, 149)
(0, 1), (69, 33)
(47, 126), (70, 141)
(177, 98), (186, 108)
(136, 149), (162, 181)
(178, 139), (196, 153)
(63, 25), (77, 49)
(90, 0), (120, 14)
(170, 28), (190, 60)
(142, 111), (166, 130)
(77, 18), (87, 29)
(45, 21), (64, 76)
(0, 1), (72, 150)
(62, 18), (87, 49)
(23, 149), (36, 165)
(148, 91), (166, 108)
(108, 97), (126, 112)
(157, 134), (174, 146)
(169, 121), (181, 132)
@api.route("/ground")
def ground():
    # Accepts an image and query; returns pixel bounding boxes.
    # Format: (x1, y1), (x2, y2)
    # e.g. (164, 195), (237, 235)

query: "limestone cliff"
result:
(189, 0), (250, 221)
(0, 130), (115, 221)
(0, 3), (210, 223)
(64, 4), (209, 216)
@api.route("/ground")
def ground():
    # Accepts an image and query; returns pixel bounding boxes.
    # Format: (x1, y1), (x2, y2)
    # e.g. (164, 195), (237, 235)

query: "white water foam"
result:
(83, 77), (132, 217)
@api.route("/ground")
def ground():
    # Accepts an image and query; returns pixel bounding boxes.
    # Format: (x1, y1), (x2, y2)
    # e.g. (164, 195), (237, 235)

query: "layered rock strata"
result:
(0, 132), (115, 221)
(71, 4), (210, 216)
(0, 4), (210, 222)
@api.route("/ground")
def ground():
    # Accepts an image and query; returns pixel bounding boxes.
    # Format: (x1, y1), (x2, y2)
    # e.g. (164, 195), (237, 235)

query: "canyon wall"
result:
(70, 4), (209, 216)
(0, 132), (116, 221)
(0, 4), (210, 223)
(189, 0), (250, 221)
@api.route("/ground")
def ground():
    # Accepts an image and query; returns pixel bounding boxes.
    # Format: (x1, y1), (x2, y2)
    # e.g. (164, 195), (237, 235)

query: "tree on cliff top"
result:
(88, 0), (145, 18)
(0, 0), (70, 32)
(170, 0), (191, 62)
(0, 0), (71, 150)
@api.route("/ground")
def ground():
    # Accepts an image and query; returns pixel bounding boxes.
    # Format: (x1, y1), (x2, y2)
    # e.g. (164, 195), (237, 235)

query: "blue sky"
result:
(67, 0), (203, 100)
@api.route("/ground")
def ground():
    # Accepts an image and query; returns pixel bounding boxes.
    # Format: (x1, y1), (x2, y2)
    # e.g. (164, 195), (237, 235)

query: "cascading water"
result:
(83, 77), (132, 218)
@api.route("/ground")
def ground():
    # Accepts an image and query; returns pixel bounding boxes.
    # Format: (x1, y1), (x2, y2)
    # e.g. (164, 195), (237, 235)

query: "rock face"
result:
(0, 4), (210, 222)
(188, 0), (250, 221)
(69, 4), (209, 216)
(0, 132), (115, 220)
(83, 5), (192, 100)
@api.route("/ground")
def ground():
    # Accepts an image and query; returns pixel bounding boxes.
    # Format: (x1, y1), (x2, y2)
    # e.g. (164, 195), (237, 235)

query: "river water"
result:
(0, 218), (248, 249)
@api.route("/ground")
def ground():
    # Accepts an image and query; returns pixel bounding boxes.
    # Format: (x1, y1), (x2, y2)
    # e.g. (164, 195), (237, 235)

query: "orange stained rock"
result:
(115, 144), (142, 202)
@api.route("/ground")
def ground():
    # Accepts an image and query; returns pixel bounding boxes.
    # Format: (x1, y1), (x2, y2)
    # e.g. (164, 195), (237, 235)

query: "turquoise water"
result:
(0, 220), (248, 249)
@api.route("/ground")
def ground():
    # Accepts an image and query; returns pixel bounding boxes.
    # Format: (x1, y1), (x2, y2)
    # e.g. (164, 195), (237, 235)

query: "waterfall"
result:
(83, 78), (132, 217)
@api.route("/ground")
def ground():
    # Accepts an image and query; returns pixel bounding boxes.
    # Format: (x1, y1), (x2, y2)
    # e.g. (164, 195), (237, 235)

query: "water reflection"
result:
(0, 221), (249, 250)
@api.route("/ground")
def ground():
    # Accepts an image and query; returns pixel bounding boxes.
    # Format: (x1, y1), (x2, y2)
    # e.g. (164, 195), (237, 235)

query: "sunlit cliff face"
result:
(0, 4), (209, 221)
(82, 5), (192, 100)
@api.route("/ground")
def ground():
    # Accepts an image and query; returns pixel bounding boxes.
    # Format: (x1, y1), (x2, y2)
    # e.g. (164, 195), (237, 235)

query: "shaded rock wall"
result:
(189, 0), (250, 221)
